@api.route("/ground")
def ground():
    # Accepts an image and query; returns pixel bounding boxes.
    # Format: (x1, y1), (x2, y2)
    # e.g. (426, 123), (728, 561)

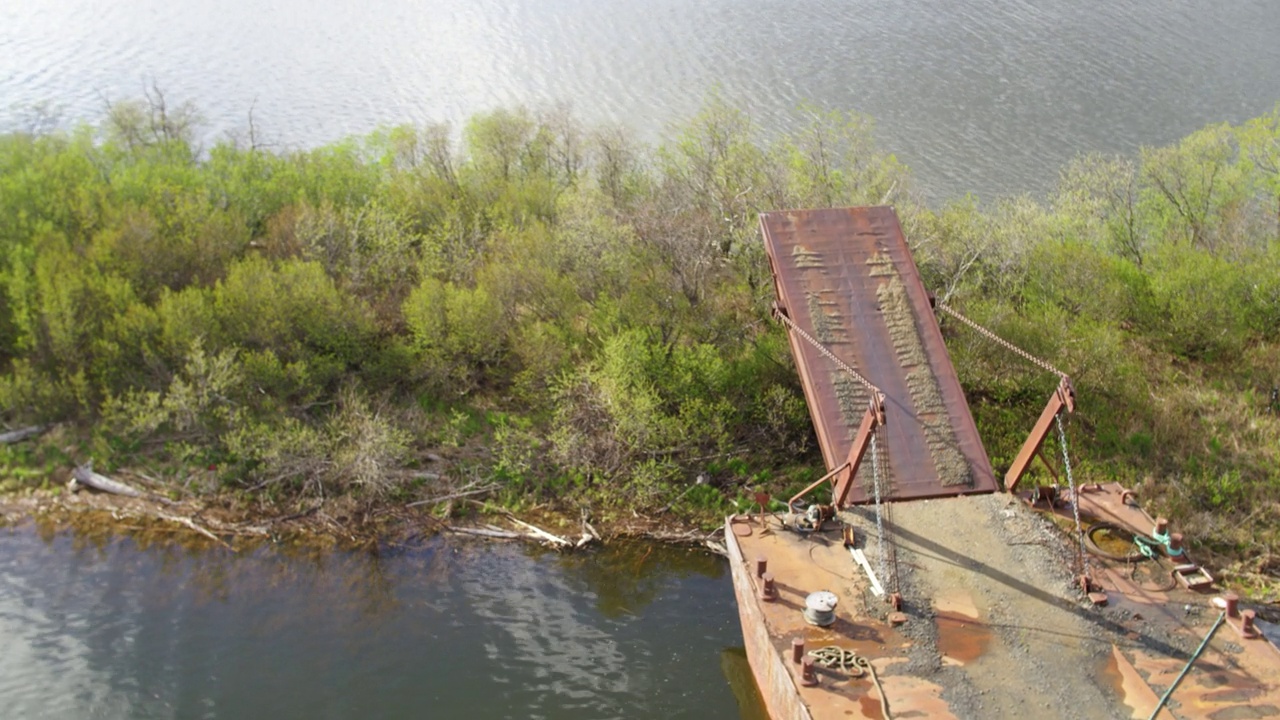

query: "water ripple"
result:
(2, 0), (1279, 200)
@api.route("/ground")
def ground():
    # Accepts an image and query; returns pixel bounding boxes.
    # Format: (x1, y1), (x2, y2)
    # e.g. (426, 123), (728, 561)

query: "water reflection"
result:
(721, 648), (771, 720)
(0, 523), (752, 719)
(555, 543), (725, 619)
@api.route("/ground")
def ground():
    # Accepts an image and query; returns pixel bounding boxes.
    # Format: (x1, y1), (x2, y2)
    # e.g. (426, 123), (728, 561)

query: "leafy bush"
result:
(2, 96), (1280, 576)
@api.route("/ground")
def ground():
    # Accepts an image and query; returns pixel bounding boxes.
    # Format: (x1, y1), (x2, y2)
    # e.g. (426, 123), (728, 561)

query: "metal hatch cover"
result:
(761, 206), (997, 503)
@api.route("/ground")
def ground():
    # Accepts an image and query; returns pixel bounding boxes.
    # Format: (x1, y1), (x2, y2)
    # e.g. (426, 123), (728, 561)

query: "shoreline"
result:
(0, 483), (726, 556)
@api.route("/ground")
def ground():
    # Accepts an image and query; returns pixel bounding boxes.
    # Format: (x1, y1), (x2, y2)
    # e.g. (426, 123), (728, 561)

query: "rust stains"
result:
(761, 207), (997, 503)
(935, 611), (991, 666)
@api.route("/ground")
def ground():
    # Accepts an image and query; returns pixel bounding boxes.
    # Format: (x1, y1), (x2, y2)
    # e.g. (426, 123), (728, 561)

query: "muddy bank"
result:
(0, 483), (724, 556)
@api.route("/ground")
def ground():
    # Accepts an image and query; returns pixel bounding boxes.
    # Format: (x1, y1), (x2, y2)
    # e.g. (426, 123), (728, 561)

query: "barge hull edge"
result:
(725, 517), (814, 720)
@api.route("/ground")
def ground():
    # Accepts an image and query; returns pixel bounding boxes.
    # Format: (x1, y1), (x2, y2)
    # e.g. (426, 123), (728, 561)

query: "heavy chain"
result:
(871, 433), (889, 592)
(937, 303), (1066, 379)
(775, 311), (880, 394)
(1056, 413), (1090, 578)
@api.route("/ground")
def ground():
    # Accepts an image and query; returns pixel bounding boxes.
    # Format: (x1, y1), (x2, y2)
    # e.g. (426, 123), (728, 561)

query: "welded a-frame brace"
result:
(1005, 376), (1075, 493)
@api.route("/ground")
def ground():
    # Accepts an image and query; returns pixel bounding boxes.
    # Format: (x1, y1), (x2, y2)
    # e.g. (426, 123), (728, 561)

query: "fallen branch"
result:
(155, 511), (233, 550)
(70, 462), (146, 499)
(0, 425), (48, 444)
(449, 526), (522, 540)
(200, 515), (270, 537)
(645, 528), (718, 542)
(267, 506), (320, 524)
(506, 516), (572, 547)
(405, 484), (499, 508)
(579, 508), (602, 544)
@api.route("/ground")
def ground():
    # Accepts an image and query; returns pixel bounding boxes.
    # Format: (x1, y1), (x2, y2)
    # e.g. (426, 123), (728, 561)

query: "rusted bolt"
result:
(889, 592), (903, 611)
(800, 656), (819, 686)
(1079, 574), (1094, 593)
(755, 556), (768, 578)
(1153, 517), (1169, 536)
(1241, 610), (1260, 639)
(760, 572), (778, 602)
(1224, 592), (1240, 618)
(1168, 533), (1184, 555)
(792, 637), (805, 664)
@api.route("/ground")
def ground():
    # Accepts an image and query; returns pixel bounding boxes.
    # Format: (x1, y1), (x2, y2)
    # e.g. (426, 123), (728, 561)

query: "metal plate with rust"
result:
(761, 207), (997, 502)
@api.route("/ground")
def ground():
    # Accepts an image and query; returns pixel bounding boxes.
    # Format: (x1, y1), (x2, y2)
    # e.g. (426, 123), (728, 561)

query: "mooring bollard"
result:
(800, 656), (819, 686)
(1224, 592), (1240, 618)
(760, 572), (777, 602)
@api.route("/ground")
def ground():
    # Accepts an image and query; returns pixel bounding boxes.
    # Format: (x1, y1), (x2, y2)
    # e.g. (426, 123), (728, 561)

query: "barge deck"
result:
(729, 207), (1280, 719)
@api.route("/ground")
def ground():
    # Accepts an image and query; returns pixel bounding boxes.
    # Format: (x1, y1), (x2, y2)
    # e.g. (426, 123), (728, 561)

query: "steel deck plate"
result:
(761, 207), (997, 502)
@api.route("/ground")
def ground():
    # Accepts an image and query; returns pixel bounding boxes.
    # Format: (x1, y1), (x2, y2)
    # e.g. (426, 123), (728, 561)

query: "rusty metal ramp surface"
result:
(762, 207), (997, 503)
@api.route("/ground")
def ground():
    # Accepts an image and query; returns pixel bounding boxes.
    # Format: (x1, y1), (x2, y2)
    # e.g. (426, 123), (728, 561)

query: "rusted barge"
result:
(727, 207), (1280, 719)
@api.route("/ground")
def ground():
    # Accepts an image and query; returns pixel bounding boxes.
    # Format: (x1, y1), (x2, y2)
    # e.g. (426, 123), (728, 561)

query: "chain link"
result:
(777, 306), (895, 588)
(871, 433), (889, 591)
(775, 311), (880, 394)
(937, 303), (1066, 379)
(1056, 413), (1090, 578)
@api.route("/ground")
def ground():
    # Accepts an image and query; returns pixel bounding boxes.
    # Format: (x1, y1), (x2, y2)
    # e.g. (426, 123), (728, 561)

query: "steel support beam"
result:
(1005, 376), (1075, 493)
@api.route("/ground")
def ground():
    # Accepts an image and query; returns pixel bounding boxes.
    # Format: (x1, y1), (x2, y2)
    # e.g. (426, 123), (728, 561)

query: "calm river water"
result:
(3, 0), (1280, 198)
(0, 523), (765, 719)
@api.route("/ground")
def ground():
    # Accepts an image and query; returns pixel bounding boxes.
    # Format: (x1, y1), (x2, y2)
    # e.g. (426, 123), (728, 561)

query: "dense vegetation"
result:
(1, 95), (1278, 588)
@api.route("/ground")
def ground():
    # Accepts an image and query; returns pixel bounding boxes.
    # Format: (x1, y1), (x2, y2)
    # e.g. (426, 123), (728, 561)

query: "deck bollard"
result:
(800, 656), (819, 686)
(1241, 610), (1260, 639)
(1224, 592), (1240, 618)
(760, 572), (778, 602)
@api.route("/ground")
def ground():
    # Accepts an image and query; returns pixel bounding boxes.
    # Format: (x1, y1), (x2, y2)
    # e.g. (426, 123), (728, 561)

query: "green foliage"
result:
(104, 340), (243, 442)
(4, 94), (1280, 572)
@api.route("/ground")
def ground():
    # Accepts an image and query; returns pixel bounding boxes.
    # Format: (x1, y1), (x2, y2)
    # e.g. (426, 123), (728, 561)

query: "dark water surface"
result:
(3, 1), (1280, 199)
(0, 524), (761, 719)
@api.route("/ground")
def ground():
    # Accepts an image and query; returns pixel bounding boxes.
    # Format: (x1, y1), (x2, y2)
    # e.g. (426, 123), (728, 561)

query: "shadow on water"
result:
(720, 647), (772, 720)
(552, 540), (727, 618)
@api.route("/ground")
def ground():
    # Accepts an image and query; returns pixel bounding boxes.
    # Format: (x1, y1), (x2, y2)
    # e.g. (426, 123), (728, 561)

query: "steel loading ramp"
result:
(762, 207), (998, 503)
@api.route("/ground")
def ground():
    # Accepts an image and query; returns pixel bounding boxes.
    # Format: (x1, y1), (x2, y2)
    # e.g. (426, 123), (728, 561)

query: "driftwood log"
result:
(506, 516), (573, 547)
(70, 462), (147, 498)
(67, 462), (233, 548)
(0, 425), (48, 445)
